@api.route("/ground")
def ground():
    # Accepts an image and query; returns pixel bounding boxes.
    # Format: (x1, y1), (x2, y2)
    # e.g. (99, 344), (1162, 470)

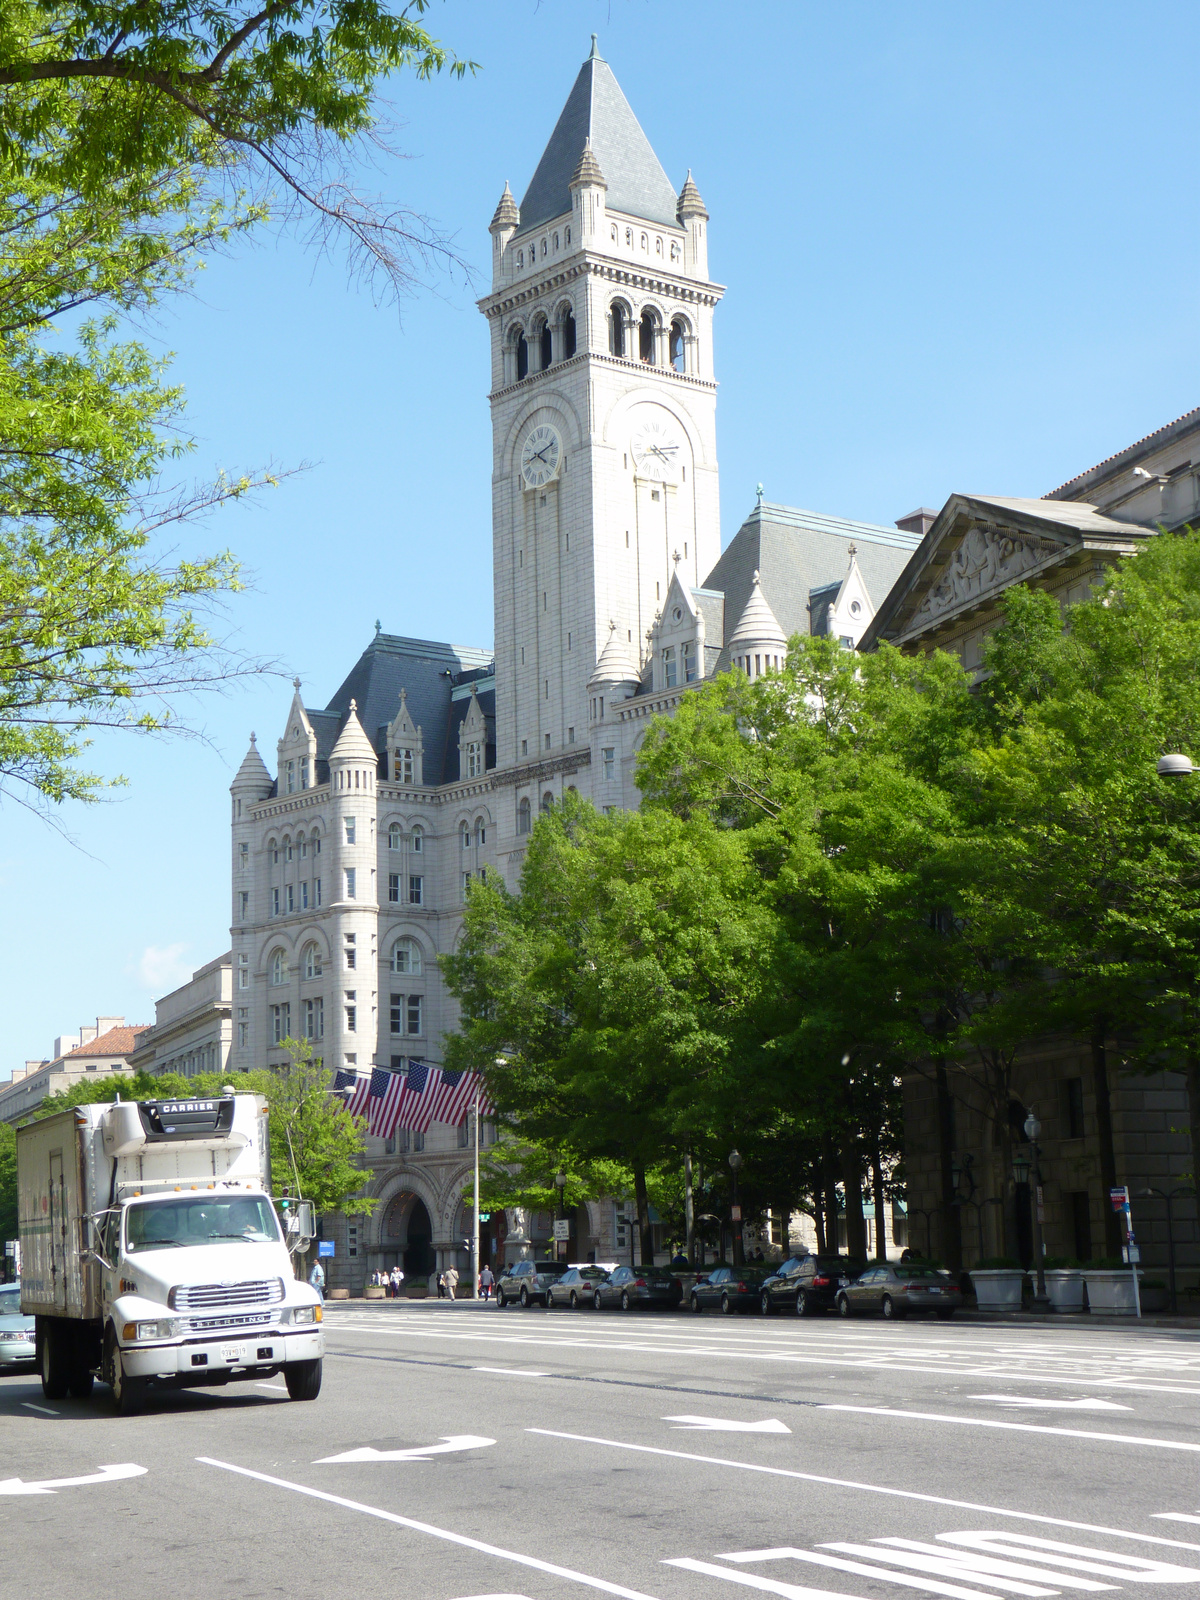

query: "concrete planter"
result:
(363, 1284), (385, 1299)
(327, 1286), (350, 1300)
(1083, 1269), (1143, 1315)
(970, 1269), (1026, 1310)
(1044, 1270), (1084, 1313)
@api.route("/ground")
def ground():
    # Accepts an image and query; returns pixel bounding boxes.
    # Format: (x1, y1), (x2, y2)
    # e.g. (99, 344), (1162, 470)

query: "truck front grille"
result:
(171, 1279), (284, 1311)
(186, 1311), (275, 1333)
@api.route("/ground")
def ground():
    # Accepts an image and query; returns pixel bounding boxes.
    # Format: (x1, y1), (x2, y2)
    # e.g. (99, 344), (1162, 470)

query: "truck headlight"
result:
(289, 1305), (321, 1325)
(121, 1319), (182, 1341)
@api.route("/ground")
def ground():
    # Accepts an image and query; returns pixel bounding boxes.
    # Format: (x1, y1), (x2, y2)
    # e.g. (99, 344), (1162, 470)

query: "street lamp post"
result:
(728, 1149), (744, 1266)
(1137, 1185), (1195, 1313)
(554, 1169), (567, 1264)
(1022, 1114), (1050, 1308)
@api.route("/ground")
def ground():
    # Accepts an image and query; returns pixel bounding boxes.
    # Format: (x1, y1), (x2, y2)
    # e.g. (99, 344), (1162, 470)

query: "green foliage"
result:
(0, 1121), (16, 1243)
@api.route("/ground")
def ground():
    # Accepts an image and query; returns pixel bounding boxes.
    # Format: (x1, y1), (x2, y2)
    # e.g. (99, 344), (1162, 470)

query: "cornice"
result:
(479, 251), (724, 319)
(252, 786), (330, 821)
(491, 747), (593, 789)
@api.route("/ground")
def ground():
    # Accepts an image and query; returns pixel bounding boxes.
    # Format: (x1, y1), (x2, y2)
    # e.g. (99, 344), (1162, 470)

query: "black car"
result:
(689, 1264), (773, 1314)
(760, 1253), (865, 1317)
(495, 1259), (570, 1308)
(593, 1264), (682, 1311)
(547, 1266), (611, 1309)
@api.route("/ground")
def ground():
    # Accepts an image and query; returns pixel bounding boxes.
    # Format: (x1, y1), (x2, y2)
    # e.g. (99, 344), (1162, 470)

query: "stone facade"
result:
(0, 1019), (147, 1126)
(128, 954), (232, 1081)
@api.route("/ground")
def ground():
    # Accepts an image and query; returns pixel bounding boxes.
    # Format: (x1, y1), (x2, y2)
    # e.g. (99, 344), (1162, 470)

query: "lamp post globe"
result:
(1157, 753), (1195, 777)
(1023, 1113), (1041, 1143)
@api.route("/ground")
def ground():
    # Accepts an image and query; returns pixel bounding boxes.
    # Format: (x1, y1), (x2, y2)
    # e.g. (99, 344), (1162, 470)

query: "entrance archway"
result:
(379, 1191), (435, 1278)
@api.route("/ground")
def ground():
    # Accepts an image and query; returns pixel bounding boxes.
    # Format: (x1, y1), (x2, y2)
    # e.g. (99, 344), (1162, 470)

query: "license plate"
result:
(222, 1344), (244, 1365)
(928, 1287), (942, 1294)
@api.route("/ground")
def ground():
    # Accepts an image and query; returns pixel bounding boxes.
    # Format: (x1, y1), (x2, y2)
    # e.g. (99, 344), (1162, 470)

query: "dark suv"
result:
(760, 1253), (865, 1316)
(495, 1259), (570, 1308)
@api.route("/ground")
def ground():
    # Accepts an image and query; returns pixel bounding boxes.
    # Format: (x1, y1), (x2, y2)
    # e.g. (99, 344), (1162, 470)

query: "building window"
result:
(406, 995), (423, 1035)
(344, 816), (356, 845)
(347, 1224), (359, 1259)
(521, 739), (528, 757)
(388, 872), (400, 903)
(239, 843), (248, 871)
(395, 748), (414, 784)
(239, 891), (249, 922)
(389, 994), (403, 1035)
(285, 883), (294, 914)
(270, 1003), (290, 1044)
(271, 843), (279, 866)
(567, 726), (575, 744)
(238, 1021), (248, 1048)
(270, 950), (287, 986)
(662, 645), (677, 688)
(465, 741), (482, 778)
(303, 943), (322, 980)
(314, 833), (321, 855)
(298, 834), (307, 859)
(462, 870), (472, 900)
(314, 877), (322, 907)
(541, 791), (553, 813)
(1065, 1077), (1085, 1139)
(461, 823), (471, 849)
(238, 953), (249, 990)
(602, 747), (615, 781)
(300, 881), (309, 910)
(682, 640), (697, 683)
(609, 301), (628, 358)
(670, 318), (687, 372)
(412, 1129), (425, 1153)
(457, 1117), (470, 1149)
(286, 759), (295, 794)
(544, 732), (551, 750)
(344, 935), (356, 970)
(345, 995), (357, 1032)
(409, 875), (423, 906)
(392, 938), (422, 974)
(411, 828), (423, 854)
(271, 887), (280, 916)
(344, 868), (356, 899)
(475, 820), (486, 845)
(388, 823), (402, 850)
(301, 757), (309, 789)
(304, 997), (324, 1041)
(516, 330), (528, 380)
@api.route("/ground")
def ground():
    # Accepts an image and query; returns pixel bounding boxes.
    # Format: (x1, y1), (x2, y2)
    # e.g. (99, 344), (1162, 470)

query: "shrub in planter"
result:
(1042, 1257), (1085, 1312)
(970, 1258), (1027, 1310)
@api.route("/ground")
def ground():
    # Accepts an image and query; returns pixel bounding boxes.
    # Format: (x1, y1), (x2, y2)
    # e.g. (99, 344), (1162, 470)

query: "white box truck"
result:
(19, 1091), (325, 1412)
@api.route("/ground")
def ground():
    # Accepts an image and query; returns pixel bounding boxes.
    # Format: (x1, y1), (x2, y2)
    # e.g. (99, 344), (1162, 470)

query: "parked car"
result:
(593, 1264), (683, 1311)
(495, 1259), (570, 1308)
(760, 1254), (866, 1317)
(835, 1262), (963, 1320)
(0, 1281), (35, 1371)
(548, 1266), (611, 1309)
(689, 1264), (773, 1314)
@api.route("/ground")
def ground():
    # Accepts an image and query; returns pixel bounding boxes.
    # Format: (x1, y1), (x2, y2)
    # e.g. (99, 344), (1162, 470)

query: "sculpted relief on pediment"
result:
(911, 525), (1060, 627)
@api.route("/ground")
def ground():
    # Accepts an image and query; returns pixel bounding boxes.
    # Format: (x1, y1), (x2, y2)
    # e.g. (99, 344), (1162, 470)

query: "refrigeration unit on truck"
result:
(18, 1091), (324, 1412)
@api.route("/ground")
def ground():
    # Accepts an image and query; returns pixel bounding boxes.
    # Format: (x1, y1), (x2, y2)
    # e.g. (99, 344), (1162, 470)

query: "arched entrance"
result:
(379, 1191), (435, 1278)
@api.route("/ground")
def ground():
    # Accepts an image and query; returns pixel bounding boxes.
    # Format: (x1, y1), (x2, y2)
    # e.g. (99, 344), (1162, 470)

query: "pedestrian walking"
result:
(479, 1264), (494, 1302)
(391, 1265), (404, 1300)
(308, 1257), (325, 1302)
(436, 1270), (446, 1299)
(444, 1265), (460, 1300)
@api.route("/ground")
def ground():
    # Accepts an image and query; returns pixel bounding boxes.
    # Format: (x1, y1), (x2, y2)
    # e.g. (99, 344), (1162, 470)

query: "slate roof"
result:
(314, 634), (494, 788)
(702, 501), (920, 648)
(517, 42), (680, 235)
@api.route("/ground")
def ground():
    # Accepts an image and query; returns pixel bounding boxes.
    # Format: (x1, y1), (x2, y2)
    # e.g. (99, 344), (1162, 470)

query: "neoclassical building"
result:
(225, 41), (924, 1291)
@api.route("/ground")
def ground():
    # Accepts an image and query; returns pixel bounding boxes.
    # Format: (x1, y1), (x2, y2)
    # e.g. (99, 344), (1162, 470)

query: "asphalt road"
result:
(6, 1301), (1200, 1600)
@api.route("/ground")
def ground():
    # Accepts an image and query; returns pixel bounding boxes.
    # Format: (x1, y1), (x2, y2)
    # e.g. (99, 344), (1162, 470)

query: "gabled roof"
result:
(63, 1025), (148, 1061)
(518, 41), (679, 234)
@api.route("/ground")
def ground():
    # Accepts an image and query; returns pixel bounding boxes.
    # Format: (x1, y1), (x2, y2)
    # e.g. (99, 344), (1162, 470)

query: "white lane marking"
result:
(865, 1540), (1115, 1591)
(818, 1544), (1061, 1596)
(712, 1544), (1052, 1600)
(665, 1558), (867, 1598)
(934, 1533), (1200, 1581)
(20, 1402), (59, 1416)
(1159, 1520), (1200, 1528)
(0, 1463), (147, 1497)
(315, 1434), (495, 1464)
(821, 1405), (1200, 1454)
(664, 1415), (790, 1433)
(255, 1382), (288, 1393)
(198, 1456), (662, 1599)
(971, 1396), (1132, 1412)
(473, 1367), (551, 1377)
(526, 1431), (1200, 1554)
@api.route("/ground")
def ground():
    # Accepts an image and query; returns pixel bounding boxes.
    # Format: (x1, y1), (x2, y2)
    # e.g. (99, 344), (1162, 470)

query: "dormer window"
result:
(300, 756), (309, 789)
(662, 645), (677, 689)
(395, 747), (414, 784)
(286, 759), (295, 794)
(683, 640), (697, 683)
(465, 740), (482, 779)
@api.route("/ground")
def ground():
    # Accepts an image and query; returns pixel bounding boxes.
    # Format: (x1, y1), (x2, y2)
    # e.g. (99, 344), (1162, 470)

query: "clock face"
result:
(521, 424), (562, 487)
(631, 415), (681, 483)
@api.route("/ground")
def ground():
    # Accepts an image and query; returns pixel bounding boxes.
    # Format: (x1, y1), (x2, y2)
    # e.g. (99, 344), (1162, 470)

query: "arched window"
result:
(541, 791), (554, 814)
(475, 819), (486, 845)
(562, 309), (576, 359)
(302, 942), (322, 980)
(670, 318), (687, 373)
(639, 309), (659, 364)
(392, 937), (422, 975)
(388, 823), (402, 850)
(540, 321), (552, 369)
(460, 822), (470, 849)
(609, 302), (628, 358)
(411, 826), (423, 854)
(516, 330), (528, 380)
(517, 797), (531, 835)
(270, 950), (287, 986)
(284, 835), (293, 863)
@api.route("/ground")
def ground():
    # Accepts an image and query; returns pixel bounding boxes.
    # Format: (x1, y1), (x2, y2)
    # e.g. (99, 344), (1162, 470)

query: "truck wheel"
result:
(38, 1319), (69, 1401)
(285, 1358), (322, 1401)
(104, 1325), (145, 1416)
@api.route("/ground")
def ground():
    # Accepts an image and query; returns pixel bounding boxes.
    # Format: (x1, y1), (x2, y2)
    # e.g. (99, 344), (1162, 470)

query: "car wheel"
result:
(690, 1292), (702, 1313)
(796, 1289), (814, 1317)
(593, 1290), (603, 1311)
(519, 1286), (530, 1308)
(496, 1289), (506, 1309)
(721, 1292), (735, 1315)
(760, 1291), (772, 1317)
(620, 1290), (632, 1312)
(881, 1293), (904, 1320)
(836, 1292), (851, 1318)
(569, 1291), (578, 1309)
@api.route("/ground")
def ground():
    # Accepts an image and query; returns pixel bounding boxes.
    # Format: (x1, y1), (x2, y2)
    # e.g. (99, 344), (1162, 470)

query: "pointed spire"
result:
(588, 620), (640, 687)
(330, 699), (377, 765)
(677, 168), (708, 221)
(232, 732), (272, 792)
(728, 570), (787, 653)
(489, 181), (520, 234)
(569, 136), (607, 191)
(588, 33), (602, 60)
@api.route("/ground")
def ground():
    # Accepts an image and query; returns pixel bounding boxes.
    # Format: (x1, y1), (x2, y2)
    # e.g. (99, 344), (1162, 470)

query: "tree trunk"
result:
(683, 1151), (696, 1263)
(1091, 1018), (1121, 1258)
(841, 1145), (867, 1261)
(821, 1141), (840, 1253)
(935, 1061), (963, 1270)
(871, 1144), (888, 1262)
(632, 1163), (654, 1267)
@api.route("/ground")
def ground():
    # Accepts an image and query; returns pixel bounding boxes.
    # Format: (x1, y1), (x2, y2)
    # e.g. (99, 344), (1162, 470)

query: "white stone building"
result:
(0, 1019), (148, 1126)
(227, 41), (921, 1292)
(128, 954), (233, 1081)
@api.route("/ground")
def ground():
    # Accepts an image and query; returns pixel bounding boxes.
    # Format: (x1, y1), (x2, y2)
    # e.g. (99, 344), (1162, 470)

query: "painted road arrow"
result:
(315, 1434), (496, 1463)
(663, 1415), (791, 1433)
(0, 1463), (147, 1496)
(971, 1394), (1132, 1411)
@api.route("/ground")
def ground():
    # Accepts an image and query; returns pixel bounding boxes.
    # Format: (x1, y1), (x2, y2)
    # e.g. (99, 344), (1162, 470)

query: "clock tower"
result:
(479, 37), (723, 844)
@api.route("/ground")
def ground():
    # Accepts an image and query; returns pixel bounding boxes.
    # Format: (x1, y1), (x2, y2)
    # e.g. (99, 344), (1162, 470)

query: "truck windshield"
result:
(125, 1196), (280, 1252)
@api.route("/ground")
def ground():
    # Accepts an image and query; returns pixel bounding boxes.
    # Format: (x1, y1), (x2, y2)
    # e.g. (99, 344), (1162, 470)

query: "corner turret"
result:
(727, 571), (787, 680)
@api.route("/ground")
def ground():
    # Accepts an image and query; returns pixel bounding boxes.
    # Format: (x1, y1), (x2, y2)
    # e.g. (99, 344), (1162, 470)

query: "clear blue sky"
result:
(5, 1), (1198, 1073)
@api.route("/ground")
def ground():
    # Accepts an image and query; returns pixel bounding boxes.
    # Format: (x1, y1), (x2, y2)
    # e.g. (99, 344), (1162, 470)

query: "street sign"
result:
(318, 1240), (335, 1257)
(478, 1212), (491, 1223)
(1111, 1186), (1129, 1210)
(731, 1205), (742, 1222)
(553, 1220), (570, 1241)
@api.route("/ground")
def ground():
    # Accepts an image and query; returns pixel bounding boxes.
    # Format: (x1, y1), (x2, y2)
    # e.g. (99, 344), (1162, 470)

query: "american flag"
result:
(340, 1068), (373, 1119)
(426, 1067), (476, 1126)
(396, 1058), (434, 1132)
(367, 1066), (407, 1139)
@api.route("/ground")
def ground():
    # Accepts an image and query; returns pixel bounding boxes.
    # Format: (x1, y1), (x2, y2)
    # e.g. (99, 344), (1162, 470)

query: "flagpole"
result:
(473, 1079), (481, 1301)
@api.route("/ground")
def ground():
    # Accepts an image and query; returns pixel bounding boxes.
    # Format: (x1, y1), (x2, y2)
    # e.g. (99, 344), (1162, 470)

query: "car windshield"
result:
(732, 1268), (771, 1283)
(126, 1195), (280, 1252)
(0, 1287), (20, 1316)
